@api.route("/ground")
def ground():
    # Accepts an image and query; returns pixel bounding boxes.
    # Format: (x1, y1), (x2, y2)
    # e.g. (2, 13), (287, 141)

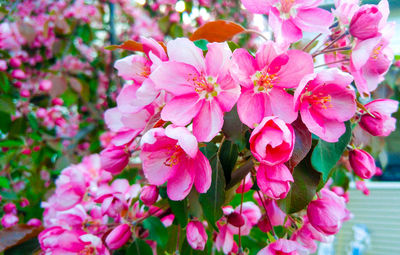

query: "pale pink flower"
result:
(294, 68), (356, 142)
(105, 224), (132, 250)
(241, 0), (333, 44)
(140, 125), (211, 200)
(186, 221), (207, 250)
(359, 99), (398, 136)
(256, 163), (294, 200)
(231, 41), (313, 127)
(150, 38), (240, 142)
(349, 148), (376, 179)
(249, 116), (295, 166)
(333, 0), (360, 25)
(258, 238), (301, 255)
(1, 213), (19, 228)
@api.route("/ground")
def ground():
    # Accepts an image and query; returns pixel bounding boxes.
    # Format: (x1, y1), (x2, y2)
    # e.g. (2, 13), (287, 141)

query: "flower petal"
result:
(161, 94), (203, 126)
(193, 100), (224, 142)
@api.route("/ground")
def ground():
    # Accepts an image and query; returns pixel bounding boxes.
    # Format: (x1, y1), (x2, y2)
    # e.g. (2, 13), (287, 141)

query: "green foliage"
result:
(142, 216), (169, 248)
(127, 239), (153, 255)
(168, 198), (188, 227)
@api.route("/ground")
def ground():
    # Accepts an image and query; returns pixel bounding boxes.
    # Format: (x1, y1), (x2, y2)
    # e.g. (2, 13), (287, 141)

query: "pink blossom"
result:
(236, 173), (253, 193)
(39, 227), (90, 253)
(1, 213), (19, 228)
(250, 116), (295, 166)
(256, 163), (294, 199)
(359, 99), (398, 136)
(3, 202), (17, 214)
(27, 218), (42, 227)
(11, 69), (26, 79)
(9, 57), (22, 68)
(100, 145), (130, 174)
(20, 197), (29, 207)
(258, 238), (301, 255)
(294, 68), (356, 142)
(140, 126), (211, 200)
(231, 42), (313, 127)
(105, 224), (132, 250)
(140, 185), (159, 206)
(0, 59), (7, 71)
(333, 0), (360, 25)
(356, 180), (370, 195)
(307, 189), (348, 235)
(20, 89), (30, 98)
(39, 79), (52, 92)
(349, 148), (376, 179)
(241, 0), (333, 44)
(350, 4), (383, 40)
(186, 221), (208, 250)
(150, 39), (240, 142)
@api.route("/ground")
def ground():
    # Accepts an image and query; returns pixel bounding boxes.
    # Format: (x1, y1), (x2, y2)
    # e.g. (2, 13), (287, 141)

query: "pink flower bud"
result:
(9, 57), (22, 68)
(307, 189), (347, 235)
(256, 163), (293, 200)
(33, 145), (40, 152)
(186, 221), (207, 250)
(227, 212), (245, 227)
(105, 224), (132, 250)
(356, 180), (370, 196)
(100, 145), (130, 174)
(20, 197), (29, 207)
(1, 214), (18, 228)
(236, 173), (253, 193)
(13, 81), (22, 88)
(349, 149), (376, 179)
(21, 148), (32, 155)
(11, 69), (26, 79)
(140, 185), (159, 206)
(27, 218), (42, 227)
(375, 166), (383, 176)
(359, 99), (398, 137)
(36, 108), (47, 118)
(350, 5), (382, 40)
(39, 80), (52, 92)
(51, 97), (64, 106)
(4, 203), (17, 214)
(20, 89), (30, 98)
(0, 59), (7, 71)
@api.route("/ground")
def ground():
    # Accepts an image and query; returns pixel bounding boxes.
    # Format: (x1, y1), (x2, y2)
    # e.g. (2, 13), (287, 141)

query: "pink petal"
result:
(121, 108), (151, 130)
(161, 94), (203, 126)
(268, 88), (298, 123)
(241, 0), (272, 14)
(205, 42), (232, 78)
(104, 107), (124, 132)
(215, 79), (241, 113)
(237, 90), (269, 128)
(231, 48), (257, 88)
(351, 36), (381, 70)
(141, 37), (168, 61)
(165, 125), (198, 158)
(167, 38), (205, 72)
(293, 8), (334, 34)
(255, 41), (281, 70)
(192, 152), (212, 193)
(193, 100), (224, 142)
(280, 18), (303, 43)
(167, 162), (195, 200)
(114, 55), (150, 83)
(150, 61), (199, 96)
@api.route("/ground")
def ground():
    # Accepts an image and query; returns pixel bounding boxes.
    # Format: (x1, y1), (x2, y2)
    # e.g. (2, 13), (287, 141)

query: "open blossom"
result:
(256, 163), (294, 199)
(241, 0), (333, 44)
(307, 189), (348, 235)
(140, 125), (211, 200)
(258, 238), (301, 255)
(186, 221), (208, 250)
(150, 38), (240, 142)
(249, 116), (295, 166)
(294, 68), (356, 142)
(349, 148), (376, 179)
(359, 99), (398, 136)
(231, 41), (313, 127)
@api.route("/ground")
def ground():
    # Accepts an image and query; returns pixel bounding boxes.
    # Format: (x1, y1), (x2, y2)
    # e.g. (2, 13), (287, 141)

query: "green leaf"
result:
(168, 198), (188, 227)
(199, 143), (218, 159)
(0, 139), (24, 147)
(142, 216), (168, 248)
(0, 112), (11, 133)
(27, 113), (38, 131)
(0, 176), (10, 189)
(0, 95), (15, 114)
(227, 41), (240, 52)
(0, 72), (10, 93)
(199, 148), (226, 230)
(219, 140), (238, 185)
(278, 155), (321, 214)
(181, 239), (204, 255)
(194, 39), (209, 51)
(311, 121), (352, 185)
(331, 166), (350, 191)
(127, 239), (153, 255)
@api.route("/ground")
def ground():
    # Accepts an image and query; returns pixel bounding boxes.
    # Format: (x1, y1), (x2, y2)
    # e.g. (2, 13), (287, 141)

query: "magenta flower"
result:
(186, 221), (208, 250)
(231, 41), (313, 127)
(150, 38), (240, 142)
(359, 99), (398, 137)
(241, 0), (333, 43)
(256, 163), (294, 200)
(105, 224), (132, 250)
(258, 238), (301, 255)
(140, 125), (211, 200)
(294, 68), (356, 142)
(140, 185), (159, 206)
(350, 4), (383, 40)
(249, 116), (295, 166)
(100, 145), (130, 174)
(349, 148), (376, 179)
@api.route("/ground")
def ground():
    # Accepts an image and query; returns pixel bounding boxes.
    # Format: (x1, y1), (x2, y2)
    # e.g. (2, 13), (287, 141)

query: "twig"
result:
(302, 33), (322, 52)
(314, 58), (349, 68)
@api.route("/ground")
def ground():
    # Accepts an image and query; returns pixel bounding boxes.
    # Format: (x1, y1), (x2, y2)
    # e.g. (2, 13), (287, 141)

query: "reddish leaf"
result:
(105, 40), (144, 52)
(286, 117), (312, 170)
(190, 20), (245, 42)
(0, 224), (44, 252)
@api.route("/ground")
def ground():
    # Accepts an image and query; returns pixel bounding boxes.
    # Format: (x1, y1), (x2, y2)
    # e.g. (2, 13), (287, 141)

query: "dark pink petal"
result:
(192, 152), (212, 194)
(237, 90), (269, 128)
(167, 161), (195, 200)
(255, 41), (281, 70)
(268, 88), (298, 124)
(231, 48), (257, 88)
(193, 100), (224, 142)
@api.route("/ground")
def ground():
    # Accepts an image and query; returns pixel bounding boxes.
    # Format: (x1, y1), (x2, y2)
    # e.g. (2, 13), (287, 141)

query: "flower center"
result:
(164, 145), (182, 167)
(276, 0), (297, 19)
(305, 92), (333, 109)
(189, 74), (220, 100)
(252, 71), (277, 93)
(371, 45), (382, 60)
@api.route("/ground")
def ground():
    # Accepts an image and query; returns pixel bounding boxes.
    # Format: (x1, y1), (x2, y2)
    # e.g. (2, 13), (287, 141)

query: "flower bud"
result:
(186, 221), (207, 250)
(39, 80), (52, 92)
(9, 57), (22, 68)
(0, 59), (7, 71)
(140, 185), (159, 206)
(349, 149), (376, 179)
(1, 214), (18, 228)
(51, 98), (64, 106)
(350, 5), (382, 40)
(20, 89), (30, 98)
(258, 239), (300, 255)
(11, 69), (26, 80)
(256, 163), (293, 200)
(3, 203), (17, 214)
(20, 198), (29, 207)
(356, 180), (370, 196)
(27, 218), (42, 227)
(105, 224), (132, 250)
(100, 145), (130, 174)
(227, 212), (245, 228)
